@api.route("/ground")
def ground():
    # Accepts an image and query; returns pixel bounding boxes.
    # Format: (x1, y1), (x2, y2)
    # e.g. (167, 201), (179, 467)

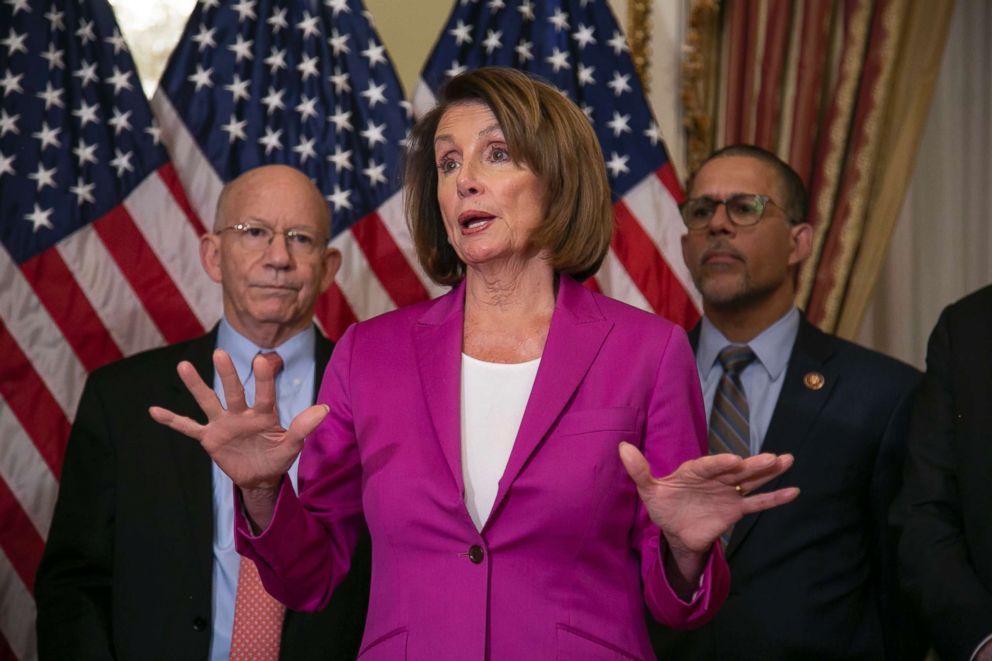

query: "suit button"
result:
(468, 545), (484, 564)
(192, 616), (207, 632)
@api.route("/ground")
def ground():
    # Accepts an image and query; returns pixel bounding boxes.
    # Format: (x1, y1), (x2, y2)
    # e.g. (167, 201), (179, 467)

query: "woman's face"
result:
(433, 101), (547, 271)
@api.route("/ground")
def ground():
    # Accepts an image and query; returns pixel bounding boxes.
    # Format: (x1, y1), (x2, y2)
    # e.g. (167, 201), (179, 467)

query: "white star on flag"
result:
(27, 162), (57, 191)
(25, 202), (54, 231)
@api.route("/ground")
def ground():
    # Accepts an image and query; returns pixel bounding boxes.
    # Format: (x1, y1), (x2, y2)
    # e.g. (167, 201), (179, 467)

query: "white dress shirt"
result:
(459, 353), (540, 531)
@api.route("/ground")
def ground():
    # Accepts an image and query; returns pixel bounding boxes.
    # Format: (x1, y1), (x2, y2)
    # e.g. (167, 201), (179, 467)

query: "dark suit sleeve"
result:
(870, 374), (927, 660)
(35, 373), (116, 660)
(895, 309), (992, 661)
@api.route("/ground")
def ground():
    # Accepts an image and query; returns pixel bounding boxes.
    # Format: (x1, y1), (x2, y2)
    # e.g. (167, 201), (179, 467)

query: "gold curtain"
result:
(682, 0), (953, 337)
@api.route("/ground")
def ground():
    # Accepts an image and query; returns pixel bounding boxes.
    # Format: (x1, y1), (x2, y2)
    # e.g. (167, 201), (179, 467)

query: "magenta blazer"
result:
(237, 274), (729, 660)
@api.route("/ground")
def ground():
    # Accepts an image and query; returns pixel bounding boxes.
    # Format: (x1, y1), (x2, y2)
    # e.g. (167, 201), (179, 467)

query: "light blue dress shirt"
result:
(208, 319), (316, 661)
(696, 308), (800, 455)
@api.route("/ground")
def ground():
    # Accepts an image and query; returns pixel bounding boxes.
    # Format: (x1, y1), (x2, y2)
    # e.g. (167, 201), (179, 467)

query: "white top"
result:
(460, 353), (541, 531)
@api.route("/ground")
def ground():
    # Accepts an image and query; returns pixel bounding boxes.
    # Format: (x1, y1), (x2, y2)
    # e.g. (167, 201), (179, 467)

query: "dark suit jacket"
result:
(894, 285), (992, 661)
(650, 316), (925, 660)
(35, 327), (370, 661)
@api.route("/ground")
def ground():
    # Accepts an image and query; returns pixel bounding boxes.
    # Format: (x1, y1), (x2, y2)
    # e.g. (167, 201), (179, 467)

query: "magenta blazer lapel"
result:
(491, 276), (613, 520)
(413, 280), (467, 497)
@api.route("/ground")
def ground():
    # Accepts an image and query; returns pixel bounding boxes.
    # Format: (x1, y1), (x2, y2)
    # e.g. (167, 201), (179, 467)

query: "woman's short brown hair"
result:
(405, 67), (613, 285)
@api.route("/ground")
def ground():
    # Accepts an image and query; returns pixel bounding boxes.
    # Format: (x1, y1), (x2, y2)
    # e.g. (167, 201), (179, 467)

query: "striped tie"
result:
(708, 345), (756, 547)
(708, 345), (756, 458)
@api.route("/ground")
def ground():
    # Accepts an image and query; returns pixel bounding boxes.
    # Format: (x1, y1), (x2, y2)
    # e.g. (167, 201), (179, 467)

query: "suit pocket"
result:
(556, 624), (644, 660)
(554, 407), (638, 437)
(357, 627), (407, 660)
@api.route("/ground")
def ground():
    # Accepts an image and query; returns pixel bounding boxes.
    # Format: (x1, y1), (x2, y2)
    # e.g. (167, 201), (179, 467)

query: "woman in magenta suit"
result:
(153, 68), (797, 660)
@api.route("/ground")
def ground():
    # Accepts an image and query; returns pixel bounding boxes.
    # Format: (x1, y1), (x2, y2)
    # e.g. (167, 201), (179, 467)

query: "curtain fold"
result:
(682, 0), (953, 337)
(857, 0), (992, 367)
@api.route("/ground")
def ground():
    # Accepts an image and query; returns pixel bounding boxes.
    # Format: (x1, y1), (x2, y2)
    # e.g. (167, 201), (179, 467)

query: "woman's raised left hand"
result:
(619, 443), (799, 557)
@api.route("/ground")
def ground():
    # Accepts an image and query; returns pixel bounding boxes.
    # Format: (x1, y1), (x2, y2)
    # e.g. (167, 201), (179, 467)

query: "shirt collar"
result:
(697, 307), (800, 381)
(215, 318), (315, 385)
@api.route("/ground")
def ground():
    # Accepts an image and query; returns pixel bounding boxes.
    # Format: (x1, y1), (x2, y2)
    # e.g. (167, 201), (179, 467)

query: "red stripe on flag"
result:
(349, 213), (429, 308)
(583, 276), (602, 293)
(0, 476), (45, 593)
(19, 249), (123, 373)
(656, 163), (685, 205)
(93, 206), (205, 345)
(611, 201), (700, 329)
(157, 162), (208, 236)
(0, 320), (71, 477)
(315, 283), (359, 342)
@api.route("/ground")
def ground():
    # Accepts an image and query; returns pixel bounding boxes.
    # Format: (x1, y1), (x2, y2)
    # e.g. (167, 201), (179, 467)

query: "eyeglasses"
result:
(216, 222), (327, 256)
(680, 193), (788, 230)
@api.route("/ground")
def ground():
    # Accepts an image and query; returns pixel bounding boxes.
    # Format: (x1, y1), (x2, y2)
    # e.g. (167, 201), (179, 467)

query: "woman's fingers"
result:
(684, 452), (746, 482)
(286, 404), (330, 447)
(699, 453), (792, 486)
(213, 350), (248, 413)
(148, 406), (205, 440)
(618, 442), (655, 489)
(252, 354), (278, 413)
(741, 486), (801, 514)
(175, 360), (225, 419)
(734, 454), (795, 493)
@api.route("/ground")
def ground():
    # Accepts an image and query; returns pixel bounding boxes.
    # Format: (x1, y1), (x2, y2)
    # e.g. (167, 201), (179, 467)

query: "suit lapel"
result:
(726, 318), (838, 556)
(165, 328), (218, 584)
(488, 276), (612, 520)
(413, 284), (467, 495)
(312, 329), (334, 401)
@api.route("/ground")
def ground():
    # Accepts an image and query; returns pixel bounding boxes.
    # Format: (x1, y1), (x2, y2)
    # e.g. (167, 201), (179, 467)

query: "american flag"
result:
(0, 0), (214, 657)
(413, 0), (700, 325)
(153, 0), (444, 339)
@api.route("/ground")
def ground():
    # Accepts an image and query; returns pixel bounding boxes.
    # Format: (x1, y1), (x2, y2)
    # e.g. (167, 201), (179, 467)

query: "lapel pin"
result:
(803, 371), (825, 390)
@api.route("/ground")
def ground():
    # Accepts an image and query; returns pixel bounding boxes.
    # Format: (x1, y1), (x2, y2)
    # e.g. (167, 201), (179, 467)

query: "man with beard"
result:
(649, 145), (925, 659)
(36, 165), (370, 660)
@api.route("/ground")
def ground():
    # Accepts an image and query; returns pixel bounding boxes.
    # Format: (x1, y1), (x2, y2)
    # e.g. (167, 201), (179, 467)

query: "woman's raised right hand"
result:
(149, 348), (328, 495)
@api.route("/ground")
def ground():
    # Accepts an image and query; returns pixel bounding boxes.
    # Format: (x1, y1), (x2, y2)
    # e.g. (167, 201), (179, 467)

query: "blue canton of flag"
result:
(1, 0), (167, 260)
(414, 0), (701, 326)
(154, 0), (443, 338)
(0, 1), (215, 659)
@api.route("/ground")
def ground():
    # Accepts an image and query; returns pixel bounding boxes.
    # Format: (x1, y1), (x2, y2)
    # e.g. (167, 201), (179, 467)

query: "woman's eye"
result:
(491, 147), (508, 162)
(438, 158), (458, 173)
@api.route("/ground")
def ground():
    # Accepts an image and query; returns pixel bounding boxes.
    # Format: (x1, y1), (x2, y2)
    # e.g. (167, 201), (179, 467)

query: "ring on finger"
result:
(734, 484), (745, 496)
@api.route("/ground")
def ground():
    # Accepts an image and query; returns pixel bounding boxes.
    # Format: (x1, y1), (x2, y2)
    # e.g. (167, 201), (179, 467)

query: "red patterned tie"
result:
(229, 557), (285, 660)
(230, 351), (285, 660)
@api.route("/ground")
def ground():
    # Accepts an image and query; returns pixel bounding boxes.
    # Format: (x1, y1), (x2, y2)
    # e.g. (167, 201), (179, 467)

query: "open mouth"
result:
(458, 210), (495, 232)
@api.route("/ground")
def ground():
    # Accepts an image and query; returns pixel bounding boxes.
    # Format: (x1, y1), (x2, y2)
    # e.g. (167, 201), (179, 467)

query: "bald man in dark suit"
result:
(36, 165), (370, 660)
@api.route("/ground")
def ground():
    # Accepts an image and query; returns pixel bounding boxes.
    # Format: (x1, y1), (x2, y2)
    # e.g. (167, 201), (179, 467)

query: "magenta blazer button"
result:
(468, 545), (484, 564)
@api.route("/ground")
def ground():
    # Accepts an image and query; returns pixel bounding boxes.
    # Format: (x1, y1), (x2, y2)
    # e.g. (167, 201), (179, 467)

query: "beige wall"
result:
(365, 0), (452, 97)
